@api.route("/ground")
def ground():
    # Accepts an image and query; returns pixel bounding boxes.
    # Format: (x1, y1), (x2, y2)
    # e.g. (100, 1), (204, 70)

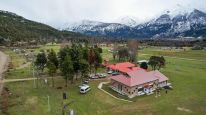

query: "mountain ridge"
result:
(0, 10), (85, 43)
(64, 9), (206, 39)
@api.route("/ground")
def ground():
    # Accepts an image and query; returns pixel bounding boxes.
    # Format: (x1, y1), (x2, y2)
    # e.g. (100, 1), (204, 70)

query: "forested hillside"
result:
(0, 10), (85, 44)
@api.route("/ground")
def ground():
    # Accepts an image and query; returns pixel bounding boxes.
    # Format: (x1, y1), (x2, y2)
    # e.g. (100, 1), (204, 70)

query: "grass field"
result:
(4, 45), (206, 115)
(4, 49), (27, 68)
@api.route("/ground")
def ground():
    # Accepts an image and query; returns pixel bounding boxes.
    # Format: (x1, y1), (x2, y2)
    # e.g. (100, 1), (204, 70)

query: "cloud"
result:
(1, 0), (206, 27)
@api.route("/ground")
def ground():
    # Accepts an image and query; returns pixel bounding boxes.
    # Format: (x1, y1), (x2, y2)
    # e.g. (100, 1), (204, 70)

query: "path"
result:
(0, 51), (9, 96)
(3, 77), (38, 83)
(2, 76), (61, 83)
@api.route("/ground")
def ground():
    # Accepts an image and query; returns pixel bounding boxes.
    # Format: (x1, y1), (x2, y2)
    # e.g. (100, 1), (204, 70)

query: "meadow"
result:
(4, 44), (206, 115)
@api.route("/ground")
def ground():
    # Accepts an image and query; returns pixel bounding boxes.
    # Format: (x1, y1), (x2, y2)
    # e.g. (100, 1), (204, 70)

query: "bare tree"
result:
(127, 39), (139, 63)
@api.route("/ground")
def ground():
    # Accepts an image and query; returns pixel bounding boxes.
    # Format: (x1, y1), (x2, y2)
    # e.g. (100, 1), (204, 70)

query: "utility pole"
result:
(48, 95), (51, 115)
(32, 54), (36, 88)
(33, 67), (36, 88)
(62, 101), (75, 115)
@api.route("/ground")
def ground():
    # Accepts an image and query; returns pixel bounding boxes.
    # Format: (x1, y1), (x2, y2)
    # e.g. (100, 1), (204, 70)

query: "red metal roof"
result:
(106, 62), (136, 73)
(148, 70), (168, 82)
(111, 70), (168, 87)
(131, 67), (144, 71)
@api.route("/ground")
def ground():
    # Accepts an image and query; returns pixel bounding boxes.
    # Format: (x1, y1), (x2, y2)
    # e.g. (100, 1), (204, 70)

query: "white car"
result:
(107, 70), (113, 74)
(98, 73), (107, 78)
(80, 85), (91, 94)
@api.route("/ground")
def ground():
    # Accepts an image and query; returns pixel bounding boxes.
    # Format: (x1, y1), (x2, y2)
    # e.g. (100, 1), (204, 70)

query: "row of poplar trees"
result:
(34, 44), (102, 87)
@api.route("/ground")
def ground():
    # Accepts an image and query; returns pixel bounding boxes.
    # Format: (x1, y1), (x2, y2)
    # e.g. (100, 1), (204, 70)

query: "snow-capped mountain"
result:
(65, 20), (132, 37)
(64, 9), (206, 39)
(114, 16), (139, 27)
(66, 20), (104, 32)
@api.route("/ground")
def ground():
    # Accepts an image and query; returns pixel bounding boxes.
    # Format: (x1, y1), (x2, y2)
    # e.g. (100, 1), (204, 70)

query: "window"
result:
(139, 88), (144, 91)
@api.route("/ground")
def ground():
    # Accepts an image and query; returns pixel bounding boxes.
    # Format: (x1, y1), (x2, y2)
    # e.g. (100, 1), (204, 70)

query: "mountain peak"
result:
(190, 9), (206, 17)
(114, 16), (139, 27)
(80, 20), (104, 25)
(64, 8), (206, 39)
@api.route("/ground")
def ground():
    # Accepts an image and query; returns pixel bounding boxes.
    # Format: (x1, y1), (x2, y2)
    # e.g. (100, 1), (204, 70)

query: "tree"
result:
(127, 40), (138, 63)
(140, 62), (148, 70)
(118, 47), (129, 61)
(47, 49), (58, 87)
(158, 56), (166, 70)
(148, 56), (166, 70)
(97, 47), (103, 53)
(112, 51), (118, 61)
(148, 56), (159, 70)
(35, 51), (47, 72)
(70, 44), (82, 80)
(112, 43), (118, 60)
(60, 55), (74, 86)
(88, 47), (96, 73)
(79, 59), (89, 84)
(47, 49), (58, 68)
(58, 46), (70, 67)
(94, 49), (102, 74)
(47, 61), (57, 87)
(82, 46), (89, 61)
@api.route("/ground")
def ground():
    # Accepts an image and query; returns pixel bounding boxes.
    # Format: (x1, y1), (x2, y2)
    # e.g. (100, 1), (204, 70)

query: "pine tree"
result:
(47, 61), (57, 87)
(79, 59), (89, 84)
(47, 49), (58, 87)
(47, 49), (58, 68)
(61, 55), (74, 86)
(35, 51), (47, 72)
(94, 49), (102, 74)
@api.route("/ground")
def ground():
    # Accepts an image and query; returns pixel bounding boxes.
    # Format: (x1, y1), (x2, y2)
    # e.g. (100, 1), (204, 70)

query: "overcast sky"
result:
(1, 0), (206, 28)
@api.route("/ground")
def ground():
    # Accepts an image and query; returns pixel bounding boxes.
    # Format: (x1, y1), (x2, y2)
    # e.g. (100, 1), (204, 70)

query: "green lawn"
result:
(5, 67), (31, 79)
(4, 46), (206, 115)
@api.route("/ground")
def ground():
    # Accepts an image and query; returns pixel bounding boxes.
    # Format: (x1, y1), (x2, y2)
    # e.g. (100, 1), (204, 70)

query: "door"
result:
(118, 84), (122, 91)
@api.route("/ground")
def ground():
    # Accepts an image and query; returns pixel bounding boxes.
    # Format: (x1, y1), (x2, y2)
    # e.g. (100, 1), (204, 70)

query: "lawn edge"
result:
(98, 82), (133, 103)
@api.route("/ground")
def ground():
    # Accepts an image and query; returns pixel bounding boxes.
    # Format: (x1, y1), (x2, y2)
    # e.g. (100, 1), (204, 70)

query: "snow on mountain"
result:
(152, 14), (172, 25)
(170, 14), (190, 33)
(188, 9), (206, 25)
(63, 9), (206, 38)
(65, 20), (104, 32)
(114, 16), (139, 27)
(64, 20), (130, 35)
(134, 9), (206, 38)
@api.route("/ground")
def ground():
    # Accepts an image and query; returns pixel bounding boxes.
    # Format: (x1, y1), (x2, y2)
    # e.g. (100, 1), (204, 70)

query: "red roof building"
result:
(106, 62), (144, 73)
(109, 62), (169, 98)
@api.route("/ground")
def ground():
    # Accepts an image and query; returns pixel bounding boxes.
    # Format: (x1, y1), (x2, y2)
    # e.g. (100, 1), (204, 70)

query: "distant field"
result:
(4, 45), (206, 115)
(26, 43), (61, 53)
(139, 47), (206, 60)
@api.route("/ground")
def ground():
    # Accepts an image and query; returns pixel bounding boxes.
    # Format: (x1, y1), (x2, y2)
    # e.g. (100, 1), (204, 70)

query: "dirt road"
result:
(0, 51), (9, 96)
